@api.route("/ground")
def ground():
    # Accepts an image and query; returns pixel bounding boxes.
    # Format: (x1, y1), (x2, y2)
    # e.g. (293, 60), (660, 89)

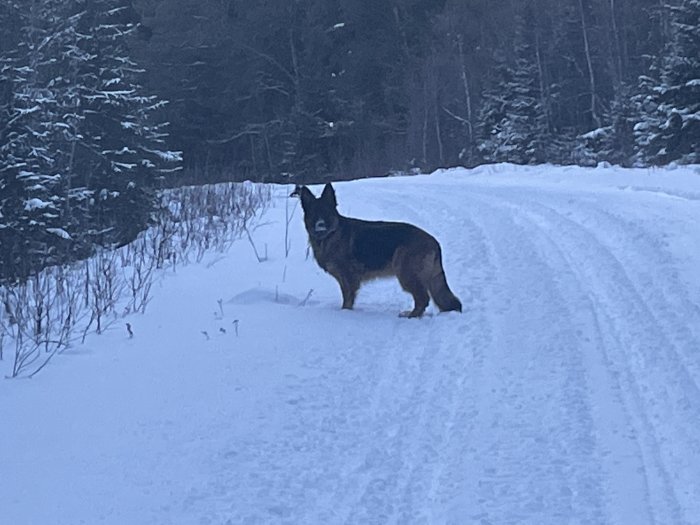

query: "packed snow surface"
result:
(2, 164), (700, 524)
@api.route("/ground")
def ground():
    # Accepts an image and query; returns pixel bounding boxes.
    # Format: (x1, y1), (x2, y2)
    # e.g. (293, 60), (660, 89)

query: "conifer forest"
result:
(1, 0), (698, 281)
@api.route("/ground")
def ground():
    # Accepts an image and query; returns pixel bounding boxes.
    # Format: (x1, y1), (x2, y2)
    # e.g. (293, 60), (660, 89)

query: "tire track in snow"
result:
(351, 193), (492, 524)
(539, 208), (699, 525)
(474, 192), (657, 525)
(449, 192), (607, 525)
(582, 204), (700, 386)
(342, 319), (459, 524)
(424, 202), (495, 524)
(489, 189), (700, 524)
(186, 308), (412, 523)
(368, 187), (610, 523)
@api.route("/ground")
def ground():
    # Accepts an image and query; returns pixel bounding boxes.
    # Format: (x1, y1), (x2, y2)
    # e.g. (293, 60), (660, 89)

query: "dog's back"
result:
(345, 218), (430, 274)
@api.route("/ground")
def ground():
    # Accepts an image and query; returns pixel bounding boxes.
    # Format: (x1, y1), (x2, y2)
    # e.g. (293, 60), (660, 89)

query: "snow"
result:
(46, 227), (72, 240)
(146, 148), (183, 162)
(115, 146), (137, 154)
(16, 104), (40, 115)
(2, 163), (700, 524)
(23, 197), (52, 211)
(112, 161), (137, 170)
(580, 127), (608, 140)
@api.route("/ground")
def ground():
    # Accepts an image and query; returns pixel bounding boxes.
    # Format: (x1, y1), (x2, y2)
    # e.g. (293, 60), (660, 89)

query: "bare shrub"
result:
(2, 181), (270, 378)
(159, 181), (271, 264)
(123, 237), (157, 315)
(285, 189), (298, 258)
(1, 269), (81, 378)
(83, 250), (124, 339)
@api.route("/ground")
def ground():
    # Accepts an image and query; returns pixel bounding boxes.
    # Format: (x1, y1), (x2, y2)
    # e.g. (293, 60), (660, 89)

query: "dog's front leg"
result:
(335, 274), (359, 310)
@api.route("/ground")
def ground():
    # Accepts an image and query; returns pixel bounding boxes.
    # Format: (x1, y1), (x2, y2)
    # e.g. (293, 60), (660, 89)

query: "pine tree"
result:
(69, 0), (181, 246)
(0, 0), (180, 281)
(477, 40), (550, 165)
(635, 0), (700, 165)
(476, 54), (513, 163)
(0, 1), (75, 280)
(576, 83), (638, 166)
(0, 1), (20, 278)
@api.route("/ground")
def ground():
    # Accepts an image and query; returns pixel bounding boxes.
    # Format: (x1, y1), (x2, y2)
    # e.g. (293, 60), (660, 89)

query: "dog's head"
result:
(291, 183), (339, 240)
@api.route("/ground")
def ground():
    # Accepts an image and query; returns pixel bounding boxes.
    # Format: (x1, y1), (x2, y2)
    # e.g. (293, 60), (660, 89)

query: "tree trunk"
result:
(288, 28), (301, 114)
(535, 30), (552, 133)
(578, 0), (601, 127)
(609, 0), (623, 86)
(422, 78), (428, 166)
(435, 95), (444, 165)
(456, 35), (474, 146)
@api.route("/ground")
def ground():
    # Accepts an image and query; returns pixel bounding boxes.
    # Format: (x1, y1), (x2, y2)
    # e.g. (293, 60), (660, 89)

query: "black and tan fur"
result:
(292, 183), (461, 318)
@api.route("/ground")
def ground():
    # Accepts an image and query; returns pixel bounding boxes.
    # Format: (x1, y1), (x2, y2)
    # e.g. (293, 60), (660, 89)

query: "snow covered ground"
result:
(2, 163), (700, 525)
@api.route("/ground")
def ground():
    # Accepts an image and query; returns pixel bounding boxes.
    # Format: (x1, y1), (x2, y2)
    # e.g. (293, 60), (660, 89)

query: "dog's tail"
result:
(428, 250), (462, 313)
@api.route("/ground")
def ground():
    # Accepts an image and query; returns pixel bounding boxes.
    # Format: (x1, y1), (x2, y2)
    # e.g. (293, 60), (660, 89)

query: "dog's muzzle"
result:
(314, 219), (328, 233)
(312, 219), (335, 239)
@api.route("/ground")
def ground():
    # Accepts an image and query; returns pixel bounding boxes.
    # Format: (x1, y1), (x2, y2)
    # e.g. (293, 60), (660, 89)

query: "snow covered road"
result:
(2, 164), (700, 524)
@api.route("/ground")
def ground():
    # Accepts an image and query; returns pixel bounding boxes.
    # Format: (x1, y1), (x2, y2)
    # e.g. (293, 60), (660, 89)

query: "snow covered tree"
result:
(0, 2), (21, 274)
(476, 42), (550, 165)
(634, 0), (699, 165)
(68, 0), (181, 246)
(0, 0), (180, 282)
(575, 83), (638, 166)
(0, 1), (75, 280)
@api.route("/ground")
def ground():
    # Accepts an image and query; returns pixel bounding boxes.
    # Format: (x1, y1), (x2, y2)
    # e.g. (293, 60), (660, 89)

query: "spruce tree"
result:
(477, 37), (549, 165)
(635, 0), (699, 165)
(576, 83), (638, 166)
(0, 1), (75, 280)
(0, 0), (180, 281)
(70, 0), (181, 246)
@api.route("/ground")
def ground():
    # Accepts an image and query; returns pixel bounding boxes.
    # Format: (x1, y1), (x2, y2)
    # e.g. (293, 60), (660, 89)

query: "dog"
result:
(291, 183), (461, 318)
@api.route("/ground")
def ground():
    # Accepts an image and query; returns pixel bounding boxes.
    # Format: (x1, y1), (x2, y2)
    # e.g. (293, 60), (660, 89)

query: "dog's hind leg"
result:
(397, 272), (430, 318)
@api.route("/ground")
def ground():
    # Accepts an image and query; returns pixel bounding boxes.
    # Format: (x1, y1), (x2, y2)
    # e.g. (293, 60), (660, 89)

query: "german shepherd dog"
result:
(291, 183), (461, 318)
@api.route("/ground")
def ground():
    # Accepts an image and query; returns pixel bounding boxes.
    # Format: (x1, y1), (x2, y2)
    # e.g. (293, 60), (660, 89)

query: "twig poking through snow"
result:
(299, 289), (313, 307)
(243, 226), (268, 263)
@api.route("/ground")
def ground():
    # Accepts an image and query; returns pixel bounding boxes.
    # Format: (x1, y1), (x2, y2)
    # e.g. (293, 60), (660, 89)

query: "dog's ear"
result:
(289, 184), (303, 198)
(293, 185), (315, 210)
(321, 183), (337, 207)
